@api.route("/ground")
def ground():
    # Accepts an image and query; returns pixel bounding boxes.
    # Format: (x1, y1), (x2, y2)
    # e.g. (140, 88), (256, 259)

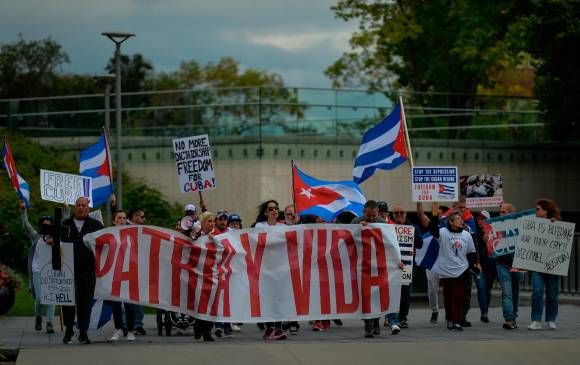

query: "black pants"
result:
(462, 271), (473, 320)
(110, 301), (135, 331)
(63, 271), (95, 335)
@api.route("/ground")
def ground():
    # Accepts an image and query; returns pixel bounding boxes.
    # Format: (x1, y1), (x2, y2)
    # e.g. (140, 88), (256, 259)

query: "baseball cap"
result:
(479, 210), (491, 219)
(217, 210), (229, 219)
(184, 204), (196, 212)
(377, 201), (389, 212)
(227, 214), (242, 223)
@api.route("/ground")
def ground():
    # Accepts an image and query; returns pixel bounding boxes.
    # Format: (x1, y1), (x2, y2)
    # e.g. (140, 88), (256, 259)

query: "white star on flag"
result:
(300, 188), (315, 199)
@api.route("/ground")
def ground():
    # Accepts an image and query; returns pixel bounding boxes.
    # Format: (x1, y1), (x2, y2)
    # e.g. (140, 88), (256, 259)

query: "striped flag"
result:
(79, 131), (114, 208)
(88, 299), (113, 329)
(415, 232), (439, 270)
(2, 139), (31, 208)
(352, 102), (408, 184)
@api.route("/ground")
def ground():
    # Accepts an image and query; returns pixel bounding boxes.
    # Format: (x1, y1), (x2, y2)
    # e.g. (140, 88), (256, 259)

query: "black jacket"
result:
(62, 217), (104, 274)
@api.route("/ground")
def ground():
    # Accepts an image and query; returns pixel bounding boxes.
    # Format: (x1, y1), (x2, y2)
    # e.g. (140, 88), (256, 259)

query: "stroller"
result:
(156, 309), (196, 336)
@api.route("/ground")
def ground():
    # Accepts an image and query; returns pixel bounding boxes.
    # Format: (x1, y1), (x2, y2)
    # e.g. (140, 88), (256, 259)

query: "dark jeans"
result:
(441, 270), (469, 324)
(474, 260), (497, 316)
(266, 322), (282, 330)
(62, 271), (95, 335)
(462, 271), (472, 321)
(399, 284), (411, 321)
(110, 301), (135, 331)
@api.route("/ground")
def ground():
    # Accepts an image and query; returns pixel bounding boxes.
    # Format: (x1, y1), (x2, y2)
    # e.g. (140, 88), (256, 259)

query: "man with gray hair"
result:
(60, 197), (104, 344)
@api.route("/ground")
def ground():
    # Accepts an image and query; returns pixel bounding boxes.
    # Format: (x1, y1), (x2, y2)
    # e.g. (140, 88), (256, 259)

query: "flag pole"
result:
(399, 96), (414, 169)
(102, 127), (114, 226)
(290, 160), (297, 212)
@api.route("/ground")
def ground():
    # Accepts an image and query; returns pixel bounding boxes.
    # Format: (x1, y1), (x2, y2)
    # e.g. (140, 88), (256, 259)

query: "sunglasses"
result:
(267, 206), (279, 212)
(393, 211), (405, 215)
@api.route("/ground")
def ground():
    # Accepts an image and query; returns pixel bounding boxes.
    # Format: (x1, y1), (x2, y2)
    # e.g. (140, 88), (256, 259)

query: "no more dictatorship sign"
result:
(173, 135), (216, 193)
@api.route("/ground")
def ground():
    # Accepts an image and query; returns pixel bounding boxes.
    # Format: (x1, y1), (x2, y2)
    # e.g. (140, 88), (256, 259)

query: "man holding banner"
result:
(61, 197), (104, 344)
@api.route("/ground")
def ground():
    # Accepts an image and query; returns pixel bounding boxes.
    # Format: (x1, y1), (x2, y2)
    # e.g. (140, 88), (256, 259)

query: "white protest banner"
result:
(460, 174), (503, 208)
(395, 225), (415, 285)
(173, 134), (216, 193)
(40, 169), (93, 207)
(485, 209), (535, 257)
(513, 217), (575, 276)
(85, 223), (402, 322)
(39, 242), (75, 306)
(412, 166), (458, 202)
(89, 210), (103, 224)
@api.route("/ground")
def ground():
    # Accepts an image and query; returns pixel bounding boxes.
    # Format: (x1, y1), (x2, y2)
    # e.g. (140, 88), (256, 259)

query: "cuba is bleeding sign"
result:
(84, 224), (403, 322)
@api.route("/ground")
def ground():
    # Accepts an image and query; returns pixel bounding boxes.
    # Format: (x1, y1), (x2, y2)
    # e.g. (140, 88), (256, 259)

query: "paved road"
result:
(2, 306), (580, 364)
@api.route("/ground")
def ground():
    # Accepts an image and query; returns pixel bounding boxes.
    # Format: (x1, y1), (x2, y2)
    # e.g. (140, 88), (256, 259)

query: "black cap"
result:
(377, 201), (389, 212)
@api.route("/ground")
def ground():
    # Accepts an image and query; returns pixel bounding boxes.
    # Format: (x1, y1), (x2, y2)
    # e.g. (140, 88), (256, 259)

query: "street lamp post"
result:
(93, 74), (115, 225)
(102, 32), (135, 210)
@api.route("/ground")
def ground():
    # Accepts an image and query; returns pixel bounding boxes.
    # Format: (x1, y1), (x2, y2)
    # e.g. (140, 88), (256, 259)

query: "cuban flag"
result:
(415, 232), (439, 270)
(353, 102), (408, 184)
(438, 184), (455, 196)
(80, 131), (114, 208)
(293, 163), (366, 223)
(87, 299), (113, 329)
(2, 139), (31, 208)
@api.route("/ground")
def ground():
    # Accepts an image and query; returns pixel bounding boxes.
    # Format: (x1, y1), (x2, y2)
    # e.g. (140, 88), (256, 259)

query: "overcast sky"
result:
(0, 0), (357, 88)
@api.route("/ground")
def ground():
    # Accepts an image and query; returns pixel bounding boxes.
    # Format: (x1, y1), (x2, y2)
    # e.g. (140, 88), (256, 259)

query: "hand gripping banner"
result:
(84, 223), (402, 322)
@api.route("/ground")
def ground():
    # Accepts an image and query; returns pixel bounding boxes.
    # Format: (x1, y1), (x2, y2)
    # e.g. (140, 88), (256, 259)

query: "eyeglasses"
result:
(393, 211), (405, 215)
(267, 206), (279, 212)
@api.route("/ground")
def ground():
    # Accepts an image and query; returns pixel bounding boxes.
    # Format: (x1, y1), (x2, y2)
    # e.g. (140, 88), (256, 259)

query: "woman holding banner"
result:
(528, 199), (561, 331)
(108, 210), (136, 342)
(429, 205), (478, 331)
(191, 211), (219, 341)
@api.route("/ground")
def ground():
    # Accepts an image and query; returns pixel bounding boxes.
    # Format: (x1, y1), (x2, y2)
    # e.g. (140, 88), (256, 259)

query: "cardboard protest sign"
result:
(460, 174), (503, 208)
(412, 166), (458, 202)
(395, 225), (415, 284)
(89, 210), (103, 224)
(40, 169), (93, 207)
(173, 134), (216, 193)
(85, 223), (403, 322)
(485, 209), (535, 257)
(40, 242), (75, 306)
(513, 217), (576, 276)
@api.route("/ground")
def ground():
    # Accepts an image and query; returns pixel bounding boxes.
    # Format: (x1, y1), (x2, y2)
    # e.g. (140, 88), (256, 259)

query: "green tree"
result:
(105, 53), (154, 92)
(520, 0), (580, 141)
(0, 36), (70, 98)
(326, 0), (525, 136)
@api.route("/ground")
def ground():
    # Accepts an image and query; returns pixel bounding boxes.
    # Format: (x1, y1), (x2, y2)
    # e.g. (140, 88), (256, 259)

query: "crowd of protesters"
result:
(19, 194), (566, 343)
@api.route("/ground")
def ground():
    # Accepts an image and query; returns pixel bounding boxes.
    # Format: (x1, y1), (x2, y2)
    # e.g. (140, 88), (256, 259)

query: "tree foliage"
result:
(105, 53), (154, 92)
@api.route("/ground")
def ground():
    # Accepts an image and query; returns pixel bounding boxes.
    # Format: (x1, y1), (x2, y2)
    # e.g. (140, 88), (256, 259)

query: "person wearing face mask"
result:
(60, 197), (104, 344)
(528, 199), (562, 331)
(20, 201), (56, 335)
(429, 203), (477, 331)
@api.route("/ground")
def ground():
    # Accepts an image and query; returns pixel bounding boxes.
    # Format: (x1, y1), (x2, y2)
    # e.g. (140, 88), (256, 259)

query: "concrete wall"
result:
(51, 136), (579, 224)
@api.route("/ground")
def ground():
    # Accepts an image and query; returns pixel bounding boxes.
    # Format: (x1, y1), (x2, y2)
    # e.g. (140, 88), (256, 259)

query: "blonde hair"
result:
(199, 211), (215, 225)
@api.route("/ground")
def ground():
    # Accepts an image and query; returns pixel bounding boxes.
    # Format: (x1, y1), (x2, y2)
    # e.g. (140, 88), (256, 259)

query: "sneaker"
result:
(312, 321), (323, 331)
(333, 319), (343, 326)
(127, 332), (136, 341)
(399, 320), (409, 329)
(289, 323), (300, 335)
(547, 321), (557, 330)
(62, 328), (74, 344)
(322, 320), (331, 330)
(430, 312), (438, 323)
(270, 329), (287, 340)
(46, 322), (55, 334)
(257, 323), (266, 330)
(110, 329), (123, 341)
(231, 324), (241, 332)
(528, 321), (542, 330)
(449, 323), (463, 331)
(134, 327), (147, 335)
(364, 320), (374, 338)
(390, 324), (400, 335)
(480, 315), (490, 323)
(461, 321), (472, 327)
(35, 316), (42, 331)
(502, 320), (517, 330)
(215, 328), (223, 338)
(78, 333), (91, 344)
(262, 327), (274, 339)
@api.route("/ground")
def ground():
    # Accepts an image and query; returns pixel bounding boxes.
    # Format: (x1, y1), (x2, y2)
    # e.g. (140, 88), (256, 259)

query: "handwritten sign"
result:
(40, 169), (93, 207)
(173, 134), (216, 193)
(395, 225), (415, 284)
(513, 217), (575, 276)
(412, 166), (458, 202)
(40, 242), (75, 305)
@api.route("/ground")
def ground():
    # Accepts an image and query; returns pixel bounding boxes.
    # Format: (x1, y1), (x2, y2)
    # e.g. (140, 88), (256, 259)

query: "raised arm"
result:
(19, 201), (39, 241)
(416, 202), (430, 229)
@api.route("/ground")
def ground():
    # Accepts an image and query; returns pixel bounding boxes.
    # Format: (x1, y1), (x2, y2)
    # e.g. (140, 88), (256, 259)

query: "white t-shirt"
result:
(432, 227), (475, 278)
(254, 221), (285, 228)
(32, 237), (52, 272)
